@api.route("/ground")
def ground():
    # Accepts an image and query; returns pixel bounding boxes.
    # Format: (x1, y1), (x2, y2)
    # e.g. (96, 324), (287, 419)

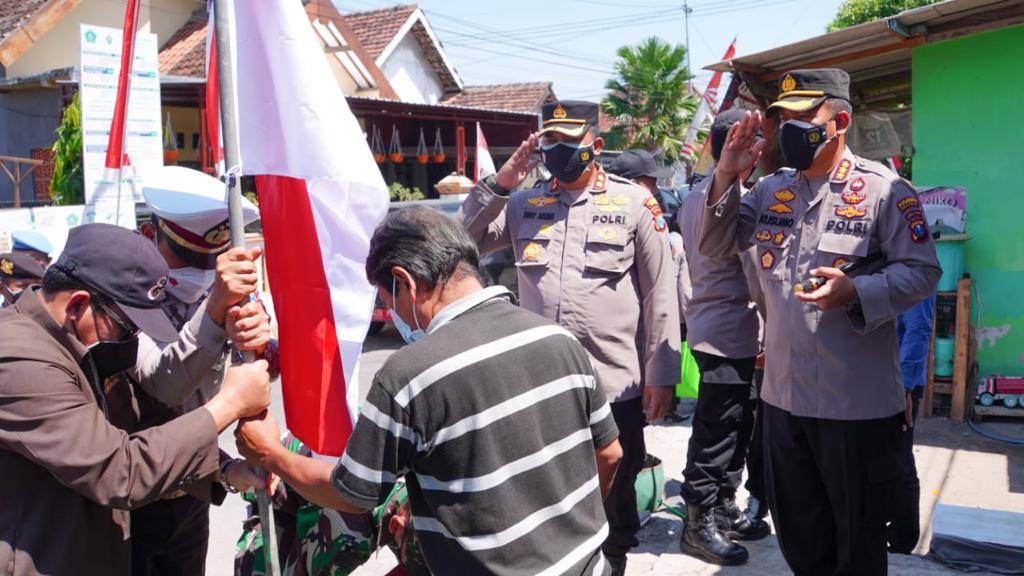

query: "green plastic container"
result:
(934, 337), (955, 378)
(635, 454), (665, 514)
(935, 234), (969, 292)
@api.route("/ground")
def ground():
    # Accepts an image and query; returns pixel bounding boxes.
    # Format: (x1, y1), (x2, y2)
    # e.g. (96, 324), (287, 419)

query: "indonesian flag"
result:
(474, 122), (495, 182)
(681, 38), (736, 161)
(88, 0), (140, 228)
(233, 0), (389, 456)
(204, 0), (224, 175)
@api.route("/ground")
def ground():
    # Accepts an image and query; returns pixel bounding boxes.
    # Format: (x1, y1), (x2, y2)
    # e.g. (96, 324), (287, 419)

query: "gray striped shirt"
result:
(332, 289), (617, 575)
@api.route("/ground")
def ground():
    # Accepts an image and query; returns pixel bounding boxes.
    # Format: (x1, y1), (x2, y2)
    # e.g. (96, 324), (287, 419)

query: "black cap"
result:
(51, 223), (178, 342)
(0, 252), (45, 281)
(540, 100), (599, 138)
(710, 108), (750, 162)
(767, 68), (850, 116)
(608, 150), (672, 180)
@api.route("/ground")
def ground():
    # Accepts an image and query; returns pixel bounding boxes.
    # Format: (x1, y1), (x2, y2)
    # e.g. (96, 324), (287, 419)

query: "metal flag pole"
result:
(212, 0), (280, 574)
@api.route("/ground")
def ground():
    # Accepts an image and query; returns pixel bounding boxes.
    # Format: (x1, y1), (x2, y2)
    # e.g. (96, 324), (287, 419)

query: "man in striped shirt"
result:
(237, 206), (623, 575)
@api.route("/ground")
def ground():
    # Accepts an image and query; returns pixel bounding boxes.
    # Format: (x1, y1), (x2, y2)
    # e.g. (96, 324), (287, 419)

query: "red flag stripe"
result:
(256, 175), (354, 456)
(104, 0), (140, 170)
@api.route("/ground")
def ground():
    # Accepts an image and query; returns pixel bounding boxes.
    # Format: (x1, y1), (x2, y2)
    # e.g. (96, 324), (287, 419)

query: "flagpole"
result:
(213, 0), (280, 574)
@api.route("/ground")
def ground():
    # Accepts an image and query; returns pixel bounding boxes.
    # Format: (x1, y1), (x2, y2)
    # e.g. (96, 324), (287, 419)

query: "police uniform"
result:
(460, 101), (681, 565)
(127, 166), (259, 576)
(699, 70), (941, 575)
(0, 251), (45, 308)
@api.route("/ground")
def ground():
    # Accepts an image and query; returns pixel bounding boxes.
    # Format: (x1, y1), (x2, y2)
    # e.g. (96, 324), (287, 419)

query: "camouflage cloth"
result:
(234, 435), (428, 576)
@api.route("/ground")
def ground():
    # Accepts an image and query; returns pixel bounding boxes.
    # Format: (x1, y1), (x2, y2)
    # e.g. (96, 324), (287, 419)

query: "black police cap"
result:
(0, 252), (45, 281)
(767, 68), (850, 116)
(608, 149), (672, 180)
(50, 223), (178, 342)
(540, 100), (599, 138)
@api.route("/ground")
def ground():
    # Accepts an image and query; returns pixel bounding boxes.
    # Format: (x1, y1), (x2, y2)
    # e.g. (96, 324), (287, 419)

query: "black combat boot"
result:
(680, 504), (749, 566)
(714, 496), (771, 541)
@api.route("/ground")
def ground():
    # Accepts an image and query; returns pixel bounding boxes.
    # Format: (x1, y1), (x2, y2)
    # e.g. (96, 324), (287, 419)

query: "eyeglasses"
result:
(91, 295), (140, 339)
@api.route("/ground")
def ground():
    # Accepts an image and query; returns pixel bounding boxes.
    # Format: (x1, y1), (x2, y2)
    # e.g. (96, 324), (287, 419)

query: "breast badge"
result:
(527, 196), (558, 208)
(523, 242), (543, 261)
(774, 189), (796, 202)
(834, 205), (867, 220)
(768, 202), (794, 214)
(760, 250), (776, 270)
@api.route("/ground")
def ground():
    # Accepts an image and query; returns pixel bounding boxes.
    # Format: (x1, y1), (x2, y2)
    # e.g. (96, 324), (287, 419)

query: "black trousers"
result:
(889, 387), (923, 553)
(743, 369), (766, 503)
(131, 494), (210, 576)
(602, 396), (647, 558)
(680, 351), (757, 507)
(763, 402), (902, 576)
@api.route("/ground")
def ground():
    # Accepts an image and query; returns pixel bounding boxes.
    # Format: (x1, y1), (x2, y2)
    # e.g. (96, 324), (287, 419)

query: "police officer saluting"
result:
(460, 100), (681, 575)
(699, 69), (940, 575)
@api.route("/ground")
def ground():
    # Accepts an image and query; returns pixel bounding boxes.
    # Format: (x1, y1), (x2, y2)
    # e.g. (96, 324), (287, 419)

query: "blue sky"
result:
(333, 0), (846, 102)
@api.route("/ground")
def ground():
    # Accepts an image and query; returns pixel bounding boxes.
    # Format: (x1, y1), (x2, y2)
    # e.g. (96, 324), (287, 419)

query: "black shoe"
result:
(680, 504), (749, 566)
(714, 497), (771, 541)
(606, 554), (627, 576)
(743, 496), (768, 522)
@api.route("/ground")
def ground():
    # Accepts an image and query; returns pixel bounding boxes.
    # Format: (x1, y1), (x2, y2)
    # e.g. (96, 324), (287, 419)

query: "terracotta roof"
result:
(0, 0), (48, 46)
(341, 4), (417, 61)
(441, 82), (554, 114)
(158, 8), (208, 78)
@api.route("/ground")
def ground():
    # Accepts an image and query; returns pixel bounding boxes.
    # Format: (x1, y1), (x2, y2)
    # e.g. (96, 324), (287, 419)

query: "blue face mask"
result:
(390, 276), (424, 344)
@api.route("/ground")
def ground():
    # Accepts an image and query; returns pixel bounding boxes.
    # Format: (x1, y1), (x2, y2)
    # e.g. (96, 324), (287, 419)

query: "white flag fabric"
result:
(233, 0), (389, 455)
(474, 122), (496, 181)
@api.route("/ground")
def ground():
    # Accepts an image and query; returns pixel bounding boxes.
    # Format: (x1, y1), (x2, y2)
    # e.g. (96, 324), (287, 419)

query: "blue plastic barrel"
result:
(934, 337), (955, 378)
(935, 234), (969, 292)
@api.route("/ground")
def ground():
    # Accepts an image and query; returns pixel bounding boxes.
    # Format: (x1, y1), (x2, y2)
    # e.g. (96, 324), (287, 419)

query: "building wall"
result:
(0, 89), (63, 203)
(913, 24), (1024, 378)
(6, 0), (199, 78)
(379, 34), (445, 105)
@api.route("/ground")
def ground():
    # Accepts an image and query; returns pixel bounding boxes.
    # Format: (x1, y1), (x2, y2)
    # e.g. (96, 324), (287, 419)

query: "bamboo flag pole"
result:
(212, 0), (280, 573)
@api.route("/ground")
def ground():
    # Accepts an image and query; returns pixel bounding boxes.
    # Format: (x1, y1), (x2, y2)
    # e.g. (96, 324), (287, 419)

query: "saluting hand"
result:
(794, 266), (857, 310)
(715, 111), (766, 182)
(208, 247), (262, 327)
(494, 132), (540, 191)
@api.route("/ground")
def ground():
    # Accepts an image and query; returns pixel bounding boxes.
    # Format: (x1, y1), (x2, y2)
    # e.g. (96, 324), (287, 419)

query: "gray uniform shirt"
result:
(133, 297), (229, 411)
(699, 148), (941, 420)
(460, 170), (681, 403)
(679, 176), (764, 359)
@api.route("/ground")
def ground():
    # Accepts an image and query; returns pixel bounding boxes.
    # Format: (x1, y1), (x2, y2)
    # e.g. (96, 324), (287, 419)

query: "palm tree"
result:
(602, 37), (700, 160)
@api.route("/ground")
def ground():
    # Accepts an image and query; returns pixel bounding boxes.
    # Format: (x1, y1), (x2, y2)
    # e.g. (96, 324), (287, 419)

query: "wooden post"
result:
(951, 278), (972, 422)
(923, 308), (937, 418)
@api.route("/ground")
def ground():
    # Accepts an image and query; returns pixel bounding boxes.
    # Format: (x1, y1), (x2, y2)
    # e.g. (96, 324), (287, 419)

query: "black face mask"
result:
(778, 119), (835, 171)
(541, 141), (594, 183)
(73, 303), (140, 384)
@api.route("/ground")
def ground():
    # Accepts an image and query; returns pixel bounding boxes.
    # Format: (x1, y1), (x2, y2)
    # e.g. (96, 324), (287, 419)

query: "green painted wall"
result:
(913, 24), (1024, 377)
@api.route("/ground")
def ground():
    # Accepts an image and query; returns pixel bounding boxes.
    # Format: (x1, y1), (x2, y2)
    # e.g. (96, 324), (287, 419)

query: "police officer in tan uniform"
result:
(699, 69), (940, 575)
(460, 100), (680, 575)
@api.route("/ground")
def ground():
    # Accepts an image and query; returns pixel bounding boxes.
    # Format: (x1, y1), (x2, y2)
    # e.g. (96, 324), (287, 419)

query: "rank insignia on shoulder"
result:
(767, 202), (794, 215)
(831, 159), (852, 183)
(527, 196), (558, 208)
(849, 177), (865, 192)
(523, 242), (543, 261)
(835, 205), (867, 219)
(760, 250), (776, 270)
(774, 189), (795, 202)
(841, 190), (866, 205)
(755, 229), (772, 243)
(598, 227), (617, 241)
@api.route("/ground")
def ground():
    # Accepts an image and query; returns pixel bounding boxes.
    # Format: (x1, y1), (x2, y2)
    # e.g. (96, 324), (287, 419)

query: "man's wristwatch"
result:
(219, 458), (243, 494)
(483, 174), (510, 196)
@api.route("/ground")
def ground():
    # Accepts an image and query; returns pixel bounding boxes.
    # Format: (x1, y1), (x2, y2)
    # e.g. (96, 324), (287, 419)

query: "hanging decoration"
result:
(432, 127), (445, 163)
(370, 124), (385, 163)
(389, 125), (404, 164)
(416, 127), (429, 165)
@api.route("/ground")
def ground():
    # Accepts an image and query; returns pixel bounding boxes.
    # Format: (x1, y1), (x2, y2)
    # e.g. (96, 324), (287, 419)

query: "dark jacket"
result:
(0, 289), (220, 575)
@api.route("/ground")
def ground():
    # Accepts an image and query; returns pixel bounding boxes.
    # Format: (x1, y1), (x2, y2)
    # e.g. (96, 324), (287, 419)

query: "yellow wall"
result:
(7, 0), (200, 78)
(165, 105), (202, 163)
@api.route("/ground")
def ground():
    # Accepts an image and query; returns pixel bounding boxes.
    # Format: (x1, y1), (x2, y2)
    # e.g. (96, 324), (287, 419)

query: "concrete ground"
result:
(207, 328), (1024, 575)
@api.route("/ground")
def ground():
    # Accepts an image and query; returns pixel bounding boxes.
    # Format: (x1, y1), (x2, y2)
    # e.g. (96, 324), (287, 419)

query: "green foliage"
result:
(388, 182), (425, 202)
(50, 92), (85, 206)
(602, 37), (700, 161)
(827, 0), (940, 32)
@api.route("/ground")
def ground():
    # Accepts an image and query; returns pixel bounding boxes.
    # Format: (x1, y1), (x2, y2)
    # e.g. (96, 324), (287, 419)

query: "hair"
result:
(710, 108), (749, 162)
(365, 206), (483, 294)
(41, 264), (91, 297)
(824, 97), (852, 119)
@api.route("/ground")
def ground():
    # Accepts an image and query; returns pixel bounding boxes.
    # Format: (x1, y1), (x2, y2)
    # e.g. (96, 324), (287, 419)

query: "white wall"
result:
(379, 33), (445, 105)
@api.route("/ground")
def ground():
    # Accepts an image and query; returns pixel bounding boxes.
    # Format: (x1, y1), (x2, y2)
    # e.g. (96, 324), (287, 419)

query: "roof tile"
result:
(158, 9), (208, 78)
(441, 82), (554, 114)
(0, 0), (49, 46)
(341, 4), (417, 61)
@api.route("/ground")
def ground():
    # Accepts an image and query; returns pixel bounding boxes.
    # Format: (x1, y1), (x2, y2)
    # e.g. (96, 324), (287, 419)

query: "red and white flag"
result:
(88, 0), (140, 228)
(474, 122), (495, 182)
(233, 0), (389, 456)
(203, 1), (224, 176)
(681, 38), (736, 161)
